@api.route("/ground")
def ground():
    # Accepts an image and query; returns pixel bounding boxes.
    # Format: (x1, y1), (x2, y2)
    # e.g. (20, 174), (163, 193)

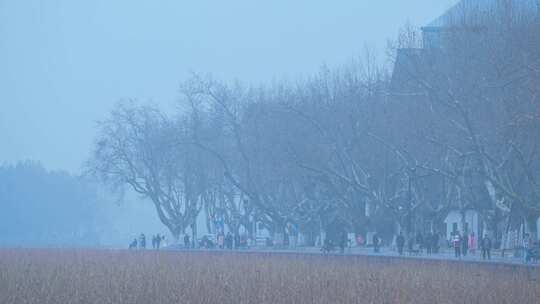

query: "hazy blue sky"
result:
(1, 0), (458, 173)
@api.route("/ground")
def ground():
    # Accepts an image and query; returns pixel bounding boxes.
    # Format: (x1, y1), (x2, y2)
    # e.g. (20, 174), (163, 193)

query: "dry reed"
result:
(0, 249), (538, 304)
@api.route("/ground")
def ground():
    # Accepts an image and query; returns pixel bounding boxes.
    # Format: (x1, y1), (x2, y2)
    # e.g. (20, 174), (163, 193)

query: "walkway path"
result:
(165, 245), (540, 268)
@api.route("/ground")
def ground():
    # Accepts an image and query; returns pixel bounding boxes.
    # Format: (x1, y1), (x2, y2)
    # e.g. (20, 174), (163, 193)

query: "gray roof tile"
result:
(426, 0), (540, 28)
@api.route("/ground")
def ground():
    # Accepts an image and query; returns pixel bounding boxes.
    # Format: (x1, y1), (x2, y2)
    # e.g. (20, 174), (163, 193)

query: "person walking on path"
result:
(129, 238), (138, 249)
(151, 235), (157, 249)
(523, 233), (532, 264)
(408, 236), (415, 254)
(453, 232), (462, 258)
(469, 232), (477, 255)
(425, 232), (433, 255)
(184, 234), (191, 249)
(416, 232), (424, 254)
(356, 234), (364, 247)
(161, 235), (167, 248)
(225, 232), (233, 250)
(234, 233), (241, 249)
(462, 232), (469, 257)
(217, 232), (224, 249)
(481, 234), (492, 260)
(373, 233), (381, 253)
(396, 233), (405, 256)
(338, 231), (347, 254)
(155, 234), (162, 249)
(139, 233), (146, 249)
(432, 232), (440, 254)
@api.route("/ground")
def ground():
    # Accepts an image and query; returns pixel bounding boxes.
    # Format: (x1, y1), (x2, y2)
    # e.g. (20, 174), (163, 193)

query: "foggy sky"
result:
(0, 0), (458, 173)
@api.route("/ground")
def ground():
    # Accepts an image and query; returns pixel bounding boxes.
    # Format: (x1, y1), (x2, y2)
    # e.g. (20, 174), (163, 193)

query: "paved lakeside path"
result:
(162, 246), (540, 269)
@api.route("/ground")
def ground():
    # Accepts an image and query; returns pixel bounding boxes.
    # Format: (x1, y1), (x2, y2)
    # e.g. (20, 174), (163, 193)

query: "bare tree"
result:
(87, 102), (207, 240)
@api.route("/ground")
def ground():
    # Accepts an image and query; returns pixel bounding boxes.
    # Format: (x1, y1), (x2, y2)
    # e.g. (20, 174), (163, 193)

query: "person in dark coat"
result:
(156, 234), (162, 249)
(184, 234), (191, 248)
(396, 233), (405, 256)
(408, 236), (415, 253)
(129, 238), (138, 249)
(234, 234), (241, 249)
(139, 233), (146, 249)
(225, 232), (233, 250)
(462, 232), (469, 257)
(151, 235), (157, 249)
(373, 233), (380, 253)
(432, 232), (440, 254)
(338, 231), (347, 254)
(481, 235), (492, 260)
(416, 232), (424, 253)
(425, 232), (433, 255)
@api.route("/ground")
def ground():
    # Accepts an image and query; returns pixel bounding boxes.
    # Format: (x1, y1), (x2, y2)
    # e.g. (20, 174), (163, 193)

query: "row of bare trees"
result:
(88, 2), (540, 243)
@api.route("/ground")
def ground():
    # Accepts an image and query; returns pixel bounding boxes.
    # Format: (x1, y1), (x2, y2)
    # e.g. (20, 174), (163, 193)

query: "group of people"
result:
(215, 232), (244, 249)
(129, 233), (166, 250)
(394, 232), (441, 256)
(321, 232), (349, 254)
(523, 233), (539, 264)
(218, 232), (235, 249)
(451, 232), (492, 260)
(182, 232), (247, 249)
(129, 230), (537, 264)
(151, 234), (166, 249)
(392, 231), (495, 261)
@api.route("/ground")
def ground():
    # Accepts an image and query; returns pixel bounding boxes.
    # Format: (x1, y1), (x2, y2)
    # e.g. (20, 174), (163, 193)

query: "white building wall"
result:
(443, 210), (479, 241)
(196, 208), (211, 236)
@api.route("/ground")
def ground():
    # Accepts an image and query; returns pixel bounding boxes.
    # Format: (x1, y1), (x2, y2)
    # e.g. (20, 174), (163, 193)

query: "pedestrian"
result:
(283, 232), (289, 247)
(432, 232), (440, 254)
(481, 234), (492, 260)
(408, 236), (415, 253)
(184, 234), (190, 248)
(156, 234), (162, 249)
(201, 235), (209, 248)
(416, 232), (424, 254)
(129, 238), (138, 249)
(469, 232), (477, 255)
(225, 232), (233, 250)
(373, 233), (380, 253)
(453, 232), (462, 258)
(161, 235), (167, 248)
(523, 233), (532, 264)
(425, 232), (433, 255)
(217, 232), (224, 249)
(322, 238), (334, 253)
(356, 234), (364, 247)
(151, 235), (157, 249)
(139, 233), (146, 249)
(234, 233), (241, 249)
(339, 231), (347, 254)
(396, 232), (405, 256)
(462, 232), (469, 257)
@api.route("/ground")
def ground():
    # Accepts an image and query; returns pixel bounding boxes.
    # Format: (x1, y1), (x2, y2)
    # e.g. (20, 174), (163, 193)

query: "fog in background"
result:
(1, 0), (458, 172)
(0, 0), (458, 246)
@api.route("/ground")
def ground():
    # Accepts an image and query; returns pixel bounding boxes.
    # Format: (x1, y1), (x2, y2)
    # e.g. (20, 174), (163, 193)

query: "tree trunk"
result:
(191, 223), (197, 248)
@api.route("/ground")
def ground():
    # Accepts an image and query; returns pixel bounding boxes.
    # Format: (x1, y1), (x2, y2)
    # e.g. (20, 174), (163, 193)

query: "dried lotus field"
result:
(0, 249), (539, 304)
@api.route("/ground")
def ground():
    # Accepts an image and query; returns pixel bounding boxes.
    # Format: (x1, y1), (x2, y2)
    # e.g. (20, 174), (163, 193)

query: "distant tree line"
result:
(89, 2), (540, 243)
(0, 161), (101, 246)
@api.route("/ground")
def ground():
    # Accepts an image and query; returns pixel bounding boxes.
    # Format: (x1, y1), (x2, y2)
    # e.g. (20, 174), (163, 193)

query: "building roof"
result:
(426, 0), (540, 28)
(392, 0), (540, 92)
